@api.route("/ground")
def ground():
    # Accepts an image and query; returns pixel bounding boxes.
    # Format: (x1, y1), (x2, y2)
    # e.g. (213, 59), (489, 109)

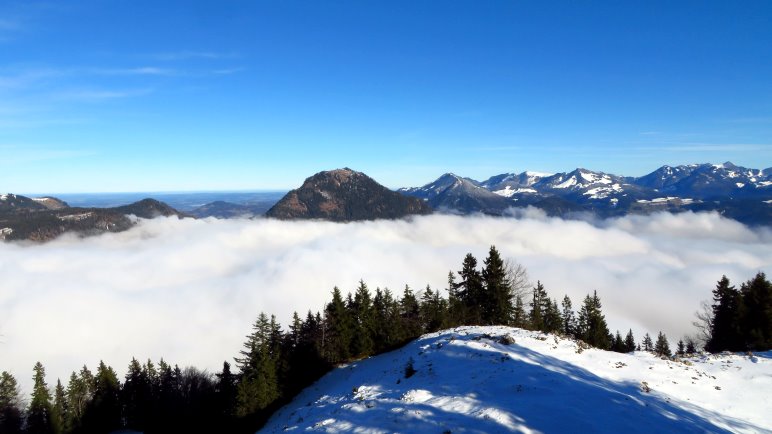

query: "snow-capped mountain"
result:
(633, 162), (769, 199)
(398, 163), (772, 224)
(262, 326), (771, 433)
(398, 173), (512, 214)
(479, 171), (550, 198)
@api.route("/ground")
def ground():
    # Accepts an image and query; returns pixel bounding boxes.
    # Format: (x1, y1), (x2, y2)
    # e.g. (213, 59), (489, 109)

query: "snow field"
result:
(262, 326), (771, 433)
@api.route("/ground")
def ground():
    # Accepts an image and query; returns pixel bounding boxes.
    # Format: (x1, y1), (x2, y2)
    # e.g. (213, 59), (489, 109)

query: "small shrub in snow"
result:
(640, 381), (651, 393)
(498, 335), (516, 345)
(404, 357), (417, 379)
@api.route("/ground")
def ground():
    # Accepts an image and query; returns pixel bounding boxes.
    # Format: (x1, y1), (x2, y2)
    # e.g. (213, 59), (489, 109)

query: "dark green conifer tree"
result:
(446, 271), (465, 327)
(642, 333), (653, 352)
(676, 339), (685, 356)
(0, 371), (23, 434)
(51, 379), (67, 434)
(612, 331), (625, 353)
(624, 329), (636, 353)
(655, 332), (672, 357)
(351, 280), (376, 357)
(706, 276), (743, 352)
(420, 285), (448, 333)
(528, 281), (547, 331)
(214, 361), (237, 430)
(512, 295), (527, 328)
(236, 313), (280, 416)
(323, 287), (354, 363)
(399, 285), (422, 340)
(576, 291), (611, 349)
(685, 338), (697, 354)
(543, 299), (563, 333)
(739, 272), (772, 350)
(458, 253), (484, 324)
(482, 246), (512, 325)
(83, 361), (121, 434)
(561, 295), (576, 337)
(122, 357), (151, 431)
(65, 366), (93, 432)
(27, 362), (54, 434)
(372, 288), (403, 350)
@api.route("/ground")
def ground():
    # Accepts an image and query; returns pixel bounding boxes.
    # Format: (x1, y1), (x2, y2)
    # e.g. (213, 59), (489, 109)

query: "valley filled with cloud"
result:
(1, 211), (770, 393)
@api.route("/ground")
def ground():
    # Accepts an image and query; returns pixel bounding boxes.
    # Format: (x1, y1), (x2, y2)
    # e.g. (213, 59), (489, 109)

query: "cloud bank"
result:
(1, 212), (770, 394)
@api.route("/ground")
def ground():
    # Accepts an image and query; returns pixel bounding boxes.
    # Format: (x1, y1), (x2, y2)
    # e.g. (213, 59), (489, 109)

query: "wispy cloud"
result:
(152, 50), (240, 61)
(87, 66), (177, 76)
(54, 88), (153, 102)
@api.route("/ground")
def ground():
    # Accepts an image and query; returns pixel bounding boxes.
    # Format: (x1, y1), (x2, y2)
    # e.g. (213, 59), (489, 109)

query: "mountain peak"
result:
(266, 169), (432, 221)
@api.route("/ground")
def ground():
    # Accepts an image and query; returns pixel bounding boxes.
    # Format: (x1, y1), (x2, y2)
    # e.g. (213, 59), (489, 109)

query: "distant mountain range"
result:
(3, 162), (770, 241)
(0, 194), (183, 242)
(399, 162), (772, 225)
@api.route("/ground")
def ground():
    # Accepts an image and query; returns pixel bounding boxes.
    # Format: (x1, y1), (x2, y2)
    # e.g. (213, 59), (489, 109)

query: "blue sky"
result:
(1, 1), (771, 193)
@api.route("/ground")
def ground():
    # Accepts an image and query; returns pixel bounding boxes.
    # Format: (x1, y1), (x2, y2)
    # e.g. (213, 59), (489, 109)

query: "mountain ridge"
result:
(400, 162), (772, 224)
(0, 194), (184, 242)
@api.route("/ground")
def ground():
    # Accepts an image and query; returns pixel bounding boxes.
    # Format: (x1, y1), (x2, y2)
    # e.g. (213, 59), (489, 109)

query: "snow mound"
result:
(261, 326), (771, 433)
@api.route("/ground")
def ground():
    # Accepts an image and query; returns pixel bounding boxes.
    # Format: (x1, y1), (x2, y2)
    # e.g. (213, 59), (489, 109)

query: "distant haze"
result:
(1, 212), (770, 394)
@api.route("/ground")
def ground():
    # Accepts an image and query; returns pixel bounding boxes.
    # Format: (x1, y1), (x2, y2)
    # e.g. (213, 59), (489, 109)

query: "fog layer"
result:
(1, 212), (770, 393)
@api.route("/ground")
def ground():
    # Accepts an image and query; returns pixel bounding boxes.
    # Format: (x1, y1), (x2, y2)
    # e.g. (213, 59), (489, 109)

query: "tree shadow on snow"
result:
(264, 331), (765, 433)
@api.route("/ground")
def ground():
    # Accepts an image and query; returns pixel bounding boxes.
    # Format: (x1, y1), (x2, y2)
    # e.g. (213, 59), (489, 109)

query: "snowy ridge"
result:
(262, 326), (771, 433)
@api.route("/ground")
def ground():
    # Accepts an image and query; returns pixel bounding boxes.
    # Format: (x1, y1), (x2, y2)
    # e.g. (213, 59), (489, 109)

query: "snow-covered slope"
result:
(261, 326), (771, 433)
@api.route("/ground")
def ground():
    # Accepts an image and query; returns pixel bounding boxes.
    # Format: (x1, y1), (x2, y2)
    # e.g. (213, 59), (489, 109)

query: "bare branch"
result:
(692, 299), (713, 346)
(504, 258), (531, 300)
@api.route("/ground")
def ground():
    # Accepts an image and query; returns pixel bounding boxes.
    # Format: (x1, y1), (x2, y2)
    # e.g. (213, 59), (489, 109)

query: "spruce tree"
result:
(215, 361), (237, 427)
(544, 299), (563, 333)
(65, 366), (94, 432)
(706, 276), (743, 352)
(676, 339), (685, 356)
(655, 332), (672, 357)
(561, 295), (576, 337)
(51, 379), (67, 434)
(236, 313), (280, 416)
(27, 362), (54, 434)
(420, 285), (448, 333)
(83, 361), (121, 434)
(351, 280), (375, 357)
(482, 246), (513, 325)
(624, 329), (636, 353)
(122, 357), (151, 431)
(458, 253), (484, 324)
(576, 291), (611, 349)
(739, 272), (772, 350)
(323, 287), (354, 363)
(512, 295), (527, 328)
(446, 271), (465, 327)
(529, 281), (547, 331)
(685, 338), (697, 354)
(642, 333), (653, 352)
(0, 371), (23, 434)
(612, 331), (625, 353)
(400, 285), (422, 340)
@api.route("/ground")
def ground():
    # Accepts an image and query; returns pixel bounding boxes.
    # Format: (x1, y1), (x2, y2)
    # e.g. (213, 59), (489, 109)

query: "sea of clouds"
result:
(1, 211), (770, 394)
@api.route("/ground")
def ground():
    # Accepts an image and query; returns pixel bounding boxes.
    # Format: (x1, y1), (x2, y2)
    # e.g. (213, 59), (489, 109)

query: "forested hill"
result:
(0, 194), (183, 242)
